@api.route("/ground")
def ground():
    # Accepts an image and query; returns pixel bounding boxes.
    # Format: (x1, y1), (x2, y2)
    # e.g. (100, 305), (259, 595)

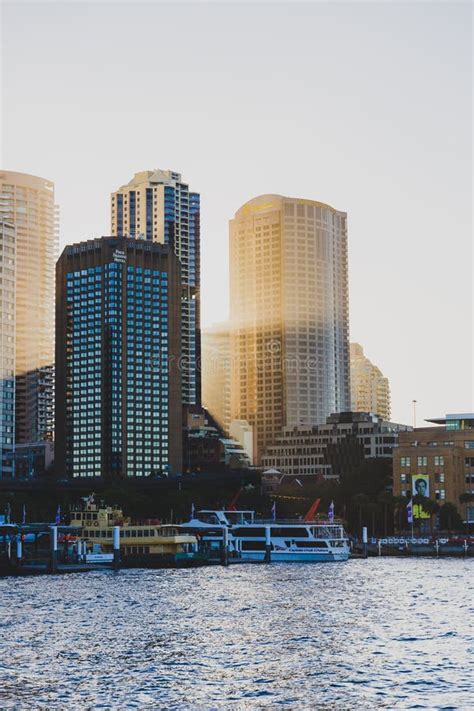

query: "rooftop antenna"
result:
(412, 399), (417, 428)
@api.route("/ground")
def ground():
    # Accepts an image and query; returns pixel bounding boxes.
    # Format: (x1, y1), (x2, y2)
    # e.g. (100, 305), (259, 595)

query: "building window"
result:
(400, 457), (410, 467)
(434, 455), (444, 466)
(417, 456), (427, 467)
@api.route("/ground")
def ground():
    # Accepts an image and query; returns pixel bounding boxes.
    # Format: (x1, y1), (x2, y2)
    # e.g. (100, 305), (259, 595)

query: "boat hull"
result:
(121, 552), (208, 569)
(239, 550), (349, 563)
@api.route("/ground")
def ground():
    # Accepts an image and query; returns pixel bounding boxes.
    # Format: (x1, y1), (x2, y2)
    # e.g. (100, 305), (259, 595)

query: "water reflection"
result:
(0, 559), (472, 709)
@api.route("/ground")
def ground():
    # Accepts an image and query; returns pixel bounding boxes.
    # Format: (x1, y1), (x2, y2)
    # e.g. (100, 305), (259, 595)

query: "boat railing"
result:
(257, 518), (344, 526)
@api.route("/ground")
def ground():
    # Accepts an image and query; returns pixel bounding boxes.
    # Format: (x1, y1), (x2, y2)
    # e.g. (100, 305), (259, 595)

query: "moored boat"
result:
(182, 509), (350, 562)
(70, 501), (207, 568)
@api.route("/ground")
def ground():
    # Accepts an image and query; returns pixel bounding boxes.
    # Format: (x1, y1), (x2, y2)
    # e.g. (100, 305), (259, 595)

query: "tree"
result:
(459, 493), (474, 533)
(439, 502), (463, 534)
(393, 495), (410, 533)
(351, 493), (369, 537)
(377, 491), (397, 536)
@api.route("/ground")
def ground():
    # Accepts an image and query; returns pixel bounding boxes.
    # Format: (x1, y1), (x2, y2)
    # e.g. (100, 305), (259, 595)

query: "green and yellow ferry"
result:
(70, 501), (207, 568)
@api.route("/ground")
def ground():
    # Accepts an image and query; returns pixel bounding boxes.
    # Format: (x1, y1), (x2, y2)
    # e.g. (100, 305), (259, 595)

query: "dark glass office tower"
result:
(55, 237), (182, 479)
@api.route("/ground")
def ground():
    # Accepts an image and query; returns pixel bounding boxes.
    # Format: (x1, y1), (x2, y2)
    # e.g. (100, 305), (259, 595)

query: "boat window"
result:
(137, 530), (143, 538)
(124, 530), (131, 538)
(232, 527), (266, 538)
(295, 541), (328, 548)
(101, 531), (107, 538)
(272, 527), (309, 538)
(241, 540), (267, 551)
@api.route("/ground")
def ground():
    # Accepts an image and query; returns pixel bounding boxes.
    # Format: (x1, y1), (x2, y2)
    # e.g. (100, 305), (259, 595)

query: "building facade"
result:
(229, 194), (351, 464)
(0, 221), (16, 476)
(350, 343), (390, 420)
(55, 237), (182, 478)
(263, 412), (411, 479)
(201, 322), (231, 434)
(111, 170), (200, 406)
(0, 172), (58, 477)
(393, 413), (474, 524)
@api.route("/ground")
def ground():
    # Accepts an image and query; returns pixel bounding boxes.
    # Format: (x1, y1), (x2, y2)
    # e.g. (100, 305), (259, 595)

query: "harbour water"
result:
(0, 559), (472, 709)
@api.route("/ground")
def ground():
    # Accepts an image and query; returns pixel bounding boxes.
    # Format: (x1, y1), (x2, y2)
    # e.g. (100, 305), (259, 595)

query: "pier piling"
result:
(49, 526), (58, 573)
(362, 527), (368, 558)
(113, 526), (121, 571)
(16, 535), (22, 565)
(220, 526), (229, 566)
(264, 525), (272, 563)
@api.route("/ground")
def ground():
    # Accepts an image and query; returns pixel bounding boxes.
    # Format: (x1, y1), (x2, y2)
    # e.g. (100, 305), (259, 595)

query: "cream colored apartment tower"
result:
(110, 170), (201, 406)
(350, 343), (391, 420)
(229, 194), (351, 464)
(0, 171), (58, 455)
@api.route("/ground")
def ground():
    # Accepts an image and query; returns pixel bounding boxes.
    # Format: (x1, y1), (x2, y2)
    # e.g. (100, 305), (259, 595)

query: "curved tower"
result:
(229, 194), (350, 463)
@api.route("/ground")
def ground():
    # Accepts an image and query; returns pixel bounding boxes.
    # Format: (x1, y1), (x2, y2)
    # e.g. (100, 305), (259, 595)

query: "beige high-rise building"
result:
(350, 343), (391, 420)
(0, 172), (58, 465)
(201, 322), (231, 433)
(229, 194), (351, 464)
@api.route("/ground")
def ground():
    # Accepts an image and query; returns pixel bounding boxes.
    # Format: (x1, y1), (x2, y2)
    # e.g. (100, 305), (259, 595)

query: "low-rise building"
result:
(393, 413), (474, 524)
(262, 412), (410, 479)
(184, 408), (250, 472)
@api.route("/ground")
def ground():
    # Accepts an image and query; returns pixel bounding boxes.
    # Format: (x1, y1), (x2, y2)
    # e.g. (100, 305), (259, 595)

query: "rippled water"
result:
(0, 559), (472, 709)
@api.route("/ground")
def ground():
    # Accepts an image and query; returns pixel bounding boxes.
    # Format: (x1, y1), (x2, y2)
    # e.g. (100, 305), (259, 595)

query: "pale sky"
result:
(1, 0), (472, 426)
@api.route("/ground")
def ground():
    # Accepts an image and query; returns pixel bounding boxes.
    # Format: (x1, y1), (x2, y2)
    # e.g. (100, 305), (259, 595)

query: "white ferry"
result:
(182, 510), (350, 563)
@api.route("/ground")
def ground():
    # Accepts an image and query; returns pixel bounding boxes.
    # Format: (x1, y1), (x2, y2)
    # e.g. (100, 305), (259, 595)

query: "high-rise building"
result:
(0, 221), (16, 476)
(0, 172), (58, 475)
(111, 170), (200, 407)
(55, 237), (182, 479)
(350, 343), (391, 420)
(229, 194), (350, 464)
(201, 322), (231, 434)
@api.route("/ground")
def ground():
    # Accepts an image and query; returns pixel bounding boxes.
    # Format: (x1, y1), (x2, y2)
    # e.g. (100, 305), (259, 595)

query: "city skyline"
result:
(2, 1), (472, 427)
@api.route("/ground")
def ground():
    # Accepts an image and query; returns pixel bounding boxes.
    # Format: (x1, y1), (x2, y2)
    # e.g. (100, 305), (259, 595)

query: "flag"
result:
(22, 504), (26, 525)
(55, 505), (61, 525)
(88, 493), (95, 504)
(191, 502), (195, 518)
(271, 501), (276, 521)
(304, 498), (321, 522)
(407, 499), (413, 524)
(328, 500), (335, 523)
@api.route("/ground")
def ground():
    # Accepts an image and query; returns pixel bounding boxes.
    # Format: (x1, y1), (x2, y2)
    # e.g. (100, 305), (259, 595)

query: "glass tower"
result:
(0, 222), (16, 476)
(55, 237), (182, 478)
(0, 172), (58, 475)
(111, 170), (201, 407)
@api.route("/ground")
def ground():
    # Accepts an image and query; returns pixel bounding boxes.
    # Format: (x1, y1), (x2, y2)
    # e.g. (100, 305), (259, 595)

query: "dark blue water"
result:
(0, 559), (472, 709)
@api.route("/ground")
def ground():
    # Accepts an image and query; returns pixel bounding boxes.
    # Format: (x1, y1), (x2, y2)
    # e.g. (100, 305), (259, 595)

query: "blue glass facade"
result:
(66, 266), (103, 478)
(57, 238), (182, 478)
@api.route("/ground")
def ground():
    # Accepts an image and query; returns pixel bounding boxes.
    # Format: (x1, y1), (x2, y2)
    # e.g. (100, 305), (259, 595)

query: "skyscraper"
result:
(0, 221), (16, 476)
(350, 343), (391, 420)
(111, 170), (200, 407)
(55, 237), (182, 479)
(229, 194), (350, 464)
(0, 172), (58, 474)
(201, 322), (231, 434)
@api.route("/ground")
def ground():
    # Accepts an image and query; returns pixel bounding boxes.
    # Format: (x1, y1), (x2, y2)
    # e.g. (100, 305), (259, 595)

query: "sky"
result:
(1, 0), (472, 426)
